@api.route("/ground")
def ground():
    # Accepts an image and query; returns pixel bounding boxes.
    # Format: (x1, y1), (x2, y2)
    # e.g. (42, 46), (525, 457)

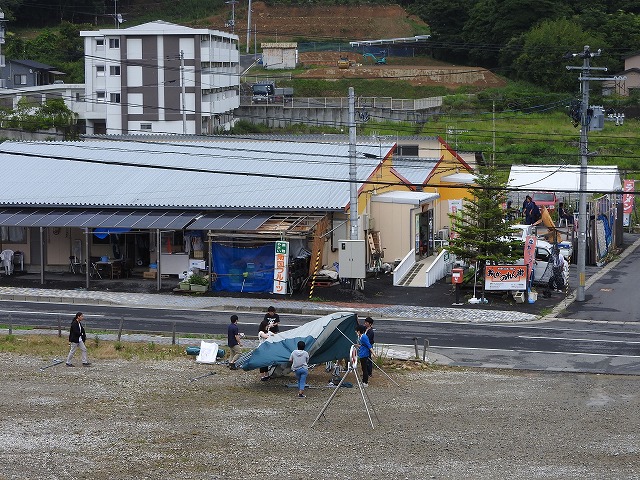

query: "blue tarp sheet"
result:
(212, 243), (275, 292)
(241, 312), (359, 371)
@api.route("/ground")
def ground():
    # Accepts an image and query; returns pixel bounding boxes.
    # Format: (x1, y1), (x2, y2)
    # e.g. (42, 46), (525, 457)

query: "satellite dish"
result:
(116, 14), (125, 24)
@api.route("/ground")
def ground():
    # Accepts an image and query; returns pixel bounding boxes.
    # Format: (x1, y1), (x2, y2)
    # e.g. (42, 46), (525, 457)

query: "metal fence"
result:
(239, 95), (443, 111)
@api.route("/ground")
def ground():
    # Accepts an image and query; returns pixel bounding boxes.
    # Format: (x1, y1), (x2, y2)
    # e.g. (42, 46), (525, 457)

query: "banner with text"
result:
(484, 265), (528, 291)
(623, 179), (635, 227)
(273, 241), (289, 295)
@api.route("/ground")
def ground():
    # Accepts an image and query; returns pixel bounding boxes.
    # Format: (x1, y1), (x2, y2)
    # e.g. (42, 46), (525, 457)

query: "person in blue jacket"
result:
(355, 324), (373, 386)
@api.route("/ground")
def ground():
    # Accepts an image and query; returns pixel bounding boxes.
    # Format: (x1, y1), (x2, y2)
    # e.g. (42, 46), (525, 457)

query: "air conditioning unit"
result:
(437, 228), (449, 240)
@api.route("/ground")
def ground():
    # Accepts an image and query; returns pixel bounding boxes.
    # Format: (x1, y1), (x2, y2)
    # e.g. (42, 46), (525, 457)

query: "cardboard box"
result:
(143, 271), (157, 279)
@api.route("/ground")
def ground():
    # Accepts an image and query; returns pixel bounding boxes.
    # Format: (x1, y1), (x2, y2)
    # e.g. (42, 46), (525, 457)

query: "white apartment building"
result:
(80, 20), (240, 135)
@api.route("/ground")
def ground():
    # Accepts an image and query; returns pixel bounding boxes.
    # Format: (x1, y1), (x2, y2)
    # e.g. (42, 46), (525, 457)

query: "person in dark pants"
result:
(548, 247), (567, 292)
(227, 314), (243, 370)
(363, 317), (375, 378)
(524, 196), (541, 225)
(66, 312), (91, 367)
(558, 202), (574, 225)
(355, 324), (373, 387)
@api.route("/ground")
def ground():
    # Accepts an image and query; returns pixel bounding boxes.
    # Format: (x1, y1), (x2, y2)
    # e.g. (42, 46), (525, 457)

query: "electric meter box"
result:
(338, 240), (366, 279)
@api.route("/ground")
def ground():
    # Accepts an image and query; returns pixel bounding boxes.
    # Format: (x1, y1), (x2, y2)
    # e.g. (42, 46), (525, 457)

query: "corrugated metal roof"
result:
(0, 139), (396, 211)
(0, 208), (322, 234)
(392, 156), (438, 185)
(0, 208), (195, 229)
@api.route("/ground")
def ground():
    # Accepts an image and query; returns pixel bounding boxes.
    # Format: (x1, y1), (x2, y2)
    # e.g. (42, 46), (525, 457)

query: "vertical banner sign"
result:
(449, 199), (463, 239)
(623, 180), (635, 227)
(524, 235), (537, 285)
(273, 241), (289, 295)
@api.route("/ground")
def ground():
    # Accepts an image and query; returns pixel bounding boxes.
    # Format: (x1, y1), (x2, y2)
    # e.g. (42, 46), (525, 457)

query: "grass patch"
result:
(0, 325), (33, 331)
(0, 334), (188, 361)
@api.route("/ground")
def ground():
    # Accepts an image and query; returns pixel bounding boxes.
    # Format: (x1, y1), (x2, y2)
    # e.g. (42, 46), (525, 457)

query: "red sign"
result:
(484, 265), (528, 291)
(623, 179), (635, 214)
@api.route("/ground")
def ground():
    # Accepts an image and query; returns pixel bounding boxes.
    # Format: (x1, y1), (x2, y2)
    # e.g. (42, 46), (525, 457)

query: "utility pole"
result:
(349, 86), (358, 240)
(492, 100), (496, 166)
(565, 46), (607, 302)
(180, 50), (186, 134)
(246, 0), (252, 53)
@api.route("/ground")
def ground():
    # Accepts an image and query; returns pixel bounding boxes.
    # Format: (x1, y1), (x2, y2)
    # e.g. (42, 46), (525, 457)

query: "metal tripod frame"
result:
(312, 347), (380, 429)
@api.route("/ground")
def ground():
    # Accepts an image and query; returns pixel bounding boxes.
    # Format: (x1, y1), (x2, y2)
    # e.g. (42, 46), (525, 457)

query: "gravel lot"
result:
(1, 353), (639, 480)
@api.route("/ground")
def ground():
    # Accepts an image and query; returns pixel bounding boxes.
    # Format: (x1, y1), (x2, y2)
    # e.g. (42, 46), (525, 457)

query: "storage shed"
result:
(260, 42), (298, 69)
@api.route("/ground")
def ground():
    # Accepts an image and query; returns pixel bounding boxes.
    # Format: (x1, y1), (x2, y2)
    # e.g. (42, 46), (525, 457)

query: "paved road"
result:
(561, 244), (640, 322)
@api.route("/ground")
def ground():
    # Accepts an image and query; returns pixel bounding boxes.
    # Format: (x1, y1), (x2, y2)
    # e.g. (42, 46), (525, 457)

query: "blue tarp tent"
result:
(241, 312), (359, 371)
(212, 243), (274, 292)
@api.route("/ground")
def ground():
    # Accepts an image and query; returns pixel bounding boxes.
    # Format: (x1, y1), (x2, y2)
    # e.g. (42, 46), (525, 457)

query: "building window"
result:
(110, 93), (121, 103)
(1, 226), (26, 243)
(96, 91), (106, 101)
(96, 38), (104, 48)
(397, 145), (419, 156)
(109, 38), (120, 49)
(109, 65), (121, 76)
(140, 123), (152, 131)
(13, 74), (27, 85)
(96, 65), (105, 77)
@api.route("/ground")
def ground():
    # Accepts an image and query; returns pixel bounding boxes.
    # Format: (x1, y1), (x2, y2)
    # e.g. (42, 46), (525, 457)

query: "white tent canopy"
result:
(508, 165), (622, 194)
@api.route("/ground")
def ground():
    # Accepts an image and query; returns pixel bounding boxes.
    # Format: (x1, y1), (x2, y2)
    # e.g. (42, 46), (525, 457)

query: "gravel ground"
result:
(1, 353), (639, 480)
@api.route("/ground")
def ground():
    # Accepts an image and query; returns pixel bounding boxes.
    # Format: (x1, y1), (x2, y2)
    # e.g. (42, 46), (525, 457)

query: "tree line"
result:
(409, 0), (640, 92)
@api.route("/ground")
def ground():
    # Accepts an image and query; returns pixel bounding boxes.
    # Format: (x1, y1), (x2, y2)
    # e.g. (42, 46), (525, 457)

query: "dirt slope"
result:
(201, 2), (424, 42)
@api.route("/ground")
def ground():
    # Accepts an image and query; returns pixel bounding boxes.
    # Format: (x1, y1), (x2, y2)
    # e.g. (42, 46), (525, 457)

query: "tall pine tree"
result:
(447, 166), (522, 274)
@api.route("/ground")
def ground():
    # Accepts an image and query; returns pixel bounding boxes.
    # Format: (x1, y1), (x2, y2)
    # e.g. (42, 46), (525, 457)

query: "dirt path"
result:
(1, 353), (638, 479)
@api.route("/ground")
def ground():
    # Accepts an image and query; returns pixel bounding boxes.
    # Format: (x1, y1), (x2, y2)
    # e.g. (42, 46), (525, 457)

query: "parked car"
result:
(509, 224), (573, 260)
(515, 239), (569, 286)
(532, 192), (557, 211)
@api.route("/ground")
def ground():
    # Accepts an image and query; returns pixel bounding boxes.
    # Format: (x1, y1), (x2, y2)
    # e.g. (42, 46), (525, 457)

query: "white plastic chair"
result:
(69, 255), (84, 274)
(1, 249), (14, 275)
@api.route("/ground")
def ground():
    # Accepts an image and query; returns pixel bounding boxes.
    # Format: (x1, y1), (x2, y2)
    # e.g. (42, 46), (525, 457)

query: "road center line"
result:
(431, 345), (640, 359)
(0, 309), (104, 318)
(518, 335), (640, 344)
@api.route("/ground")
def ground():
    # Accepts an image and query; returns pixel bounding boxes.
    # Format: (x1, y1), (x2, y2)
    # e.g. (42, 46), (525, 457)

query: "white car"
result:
(509, 224), (573, 260)
(515, 240), (569, 286)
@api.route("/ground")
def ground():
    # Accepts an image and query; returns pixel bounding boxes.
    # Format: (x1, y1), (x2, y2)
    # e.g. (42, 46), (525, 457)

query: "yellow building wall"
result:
(422, 143), (475, 233)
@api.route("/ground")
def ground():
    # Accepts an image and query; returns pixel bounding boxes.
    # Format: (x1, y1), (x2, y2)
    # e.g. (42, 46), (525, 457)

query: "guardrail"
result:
(239, 95), (443, 110)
